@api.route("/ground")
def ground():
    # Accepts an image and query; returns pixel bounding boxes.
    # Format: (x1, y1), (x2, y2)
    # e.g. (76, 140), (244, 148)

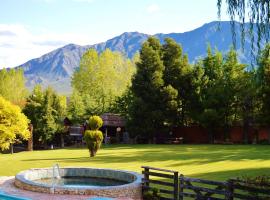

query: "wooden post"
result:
(226, 179), (234, 200)
(144, 167), (150, 188)
(179, 174), (184, 200)
(174, 171), (179, 200)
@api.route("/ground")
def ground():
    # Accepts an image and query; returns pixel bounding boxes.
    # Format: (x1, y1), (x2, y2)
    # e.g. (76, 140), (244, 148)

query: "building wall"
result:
(172, 126), (269, 144)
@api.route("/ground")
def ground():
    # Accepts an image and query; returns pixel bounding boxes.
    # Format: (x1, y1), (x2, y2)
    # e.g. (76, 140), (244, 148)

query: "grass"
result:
(0, 144), (270, 181)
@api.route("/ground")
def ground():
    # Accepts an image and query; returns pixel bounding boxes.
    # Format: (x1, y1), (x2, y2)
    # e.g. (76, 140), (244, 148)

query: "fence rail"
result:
(142, 166), (178, 200)
(141, 166), (270, 200)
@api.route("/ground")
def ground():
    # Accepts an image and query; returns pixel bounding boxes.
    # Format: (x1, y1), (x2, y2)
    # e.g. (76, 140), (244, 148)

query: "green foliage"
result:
(143, 188), (161, 200)
(111, 87), (134, 119)
(195, 46), (246, 142)
(235, 175), (270, 199)
(23, 85), (66, 145)
(256, 44), (270, 125)
(0, 96), (30, 150)
(84, 130), (103, 157)
(67, 89), (85, 124)
(0, 68), (28, 107)
(217, 0), (270, 64)
(71, 48), (135, 116)
(89, 115), (103, 130)
(129, 37), (167, 139)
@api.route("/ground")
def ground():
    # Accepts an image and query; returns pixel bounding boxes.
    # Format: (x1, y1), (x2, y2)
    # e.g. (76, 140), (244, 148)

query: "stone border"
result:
(14, 167), (142, 199)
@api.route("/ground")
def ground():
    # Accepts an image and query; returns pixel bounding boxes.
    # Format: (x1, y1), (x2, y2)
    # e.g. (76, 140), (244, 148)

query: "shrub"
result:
(84, 130), (103, 157)
(89, 115), (103, 130)
(143, 188), (161, 200)
(258, 139), (269, 145)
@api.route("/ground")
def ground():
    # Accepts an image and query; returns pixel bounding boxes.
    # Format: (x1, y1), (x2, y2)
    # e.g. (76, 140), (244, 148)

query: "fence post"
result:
(226, 179), (234, 200)
(174, 171), (179, 200)
(143, 167), (150, 188)
(179, 174), (184, 200)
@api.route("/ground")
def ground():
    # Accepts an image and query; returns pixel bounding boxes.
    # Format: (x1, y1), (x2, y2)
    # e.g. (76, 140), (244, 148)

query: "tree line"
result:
(1, 39), (270, 149)
(117, 37), (270, 143)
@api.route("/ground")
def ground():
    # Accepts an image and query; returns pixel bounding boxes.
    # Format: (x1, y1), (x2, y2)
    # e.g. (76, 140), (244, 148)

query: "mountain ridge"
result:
(16, 21), (256, 94)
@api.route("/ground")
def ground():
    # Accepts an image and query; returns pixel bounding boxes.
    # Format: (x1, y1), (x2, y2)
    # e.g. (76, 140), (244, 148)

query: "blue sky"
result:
(0, 0), (229, 68)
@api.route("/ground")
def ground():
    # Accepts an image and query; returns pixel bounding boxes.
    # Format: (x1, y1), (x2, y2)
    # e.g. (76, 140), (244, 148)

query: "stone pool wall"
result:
(14, 167), (142, 199)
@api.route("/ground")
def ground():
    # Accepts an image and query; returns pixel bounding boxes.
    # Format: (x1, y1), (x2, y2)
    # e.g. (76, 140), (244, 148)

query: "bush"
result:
(143, 188), (161, 200)
(259, 139), (269, 145)
(89, 115), (103, 130)
(234, 175), (270, 199)
(84, 130), (103, 157)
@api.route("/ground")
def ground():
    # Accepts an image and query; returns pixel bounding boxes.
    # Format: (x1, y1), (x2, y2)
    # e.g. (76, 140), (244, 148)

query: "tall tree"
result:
(197, 46), (246, 143)
(162, 38), (193, 126)
(256, 43), (270, 143)
(67, 89), (86, 124)
(237, 71), (257, 144)
(72, 49), (135, 115)
(0, 68), (28, 107)
(23, 86), (66, 146)
(196, 47), (224, 143)
(129, 37), (175, 140)
(23, 85), (44, 145)
(221, 48), (246, 138)
(0, 96), (30, 153)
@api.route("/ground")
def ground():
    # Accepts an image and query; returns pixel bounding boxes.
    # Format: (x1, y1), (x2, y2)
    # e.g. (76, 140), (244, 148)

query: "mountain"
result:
(17, 21), (256, 94)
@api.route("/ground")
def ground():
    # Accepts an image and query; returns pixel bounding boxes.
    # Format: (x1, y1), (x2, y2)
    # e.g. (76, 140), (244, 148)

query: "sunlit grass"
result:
(0, 144), (270, 180)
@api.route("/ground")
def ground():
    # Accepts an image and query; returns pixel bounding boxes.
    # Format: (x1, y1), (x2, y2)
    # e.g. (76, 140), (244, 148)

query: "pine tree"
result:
(129, 37), (166, 140)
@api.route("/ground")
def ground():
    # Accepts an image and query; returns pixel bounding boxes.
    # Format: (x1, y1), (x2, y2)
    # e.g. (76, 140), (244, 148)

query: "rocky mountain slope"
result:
(17, 21), (255, 94)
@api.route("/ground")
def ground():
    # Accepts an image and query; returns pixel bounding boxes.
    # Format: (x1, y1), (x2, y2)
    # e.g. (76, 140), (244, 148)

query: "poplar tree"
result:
(72, 49), (135, 115)
(0, 68), (28, 107)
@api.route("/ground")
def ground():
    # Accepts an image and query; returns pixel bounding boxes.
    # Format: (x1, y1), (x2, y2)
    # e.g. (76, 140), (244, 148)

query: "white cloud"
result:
(0, 24), (95, 69)
(147, 4), (160, 14)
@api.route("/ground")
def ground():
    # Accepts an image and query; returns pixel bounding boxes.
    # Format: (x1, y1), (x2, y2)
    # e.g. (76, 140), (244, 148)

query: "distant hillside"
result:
(17, 21), (257, 94)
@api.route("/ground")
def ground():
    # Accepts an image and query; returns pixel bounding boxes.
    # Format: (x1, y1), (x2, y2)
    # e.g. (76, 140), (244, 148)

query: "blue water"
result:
(0, 193), (31, 200)
(35, 176), (128, 187)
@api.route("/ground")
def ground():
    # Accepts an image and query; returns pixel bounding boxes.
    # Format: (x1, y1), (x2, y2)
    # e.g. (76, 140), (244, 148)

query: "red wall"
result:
(172, 126), (269, 144)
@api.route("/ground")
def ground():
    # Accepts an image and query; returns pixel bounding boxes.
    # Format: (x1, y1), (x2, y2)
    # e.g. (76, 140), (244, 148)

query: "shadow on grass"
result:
(188, 167), (270, 181)
(22, 144), (270, 167)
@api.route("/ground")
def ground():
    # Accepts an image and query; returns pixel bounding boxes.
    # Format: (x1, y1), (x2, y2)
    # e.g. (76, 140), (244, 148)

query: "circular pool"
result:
(14, 167), (142, 199)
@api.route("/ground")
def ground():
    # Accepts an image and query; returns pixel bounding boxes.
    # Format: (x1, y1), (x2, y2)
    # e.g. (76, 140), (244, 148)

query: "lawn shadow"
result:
(188, 167), (270, 181)
(22, 144), (270, 167)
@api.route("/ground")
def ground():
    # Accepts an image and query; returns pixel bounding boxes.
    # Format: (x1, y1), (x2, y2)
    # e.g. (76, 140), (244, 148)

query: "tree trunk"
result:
(243, 118), (249, 144)
(10, 143), (13, 154)
(268, 128), (270, 144)
(28, 128), (33, 151)
(60, 134), (64, 148)
(208, 129), (214, 144)
(90, 148), (96, 157)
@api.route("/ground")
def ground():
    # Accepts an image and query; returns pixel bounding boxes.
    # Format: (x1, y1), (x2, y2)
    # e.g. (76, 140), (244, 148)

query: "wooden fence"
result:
(142, 166), (178, 200)
(142, 166), (270, 200)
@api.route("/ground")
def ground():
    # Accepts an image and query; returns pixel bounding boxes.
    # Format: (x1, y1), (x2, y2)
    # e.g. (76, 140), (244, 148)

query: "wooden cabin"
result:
(101, 113), (127, 143)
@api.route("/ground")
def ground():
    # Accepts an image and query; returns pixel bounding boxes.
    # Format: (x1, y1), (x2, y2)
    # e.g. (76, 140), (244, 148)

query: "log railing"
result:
(141, 166), (270, 200)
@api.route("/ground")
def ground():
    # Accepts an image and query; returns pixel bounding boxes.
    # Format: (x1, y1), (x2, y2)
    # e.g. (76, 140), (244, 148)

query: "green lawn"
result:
(1, 144), (270, 181)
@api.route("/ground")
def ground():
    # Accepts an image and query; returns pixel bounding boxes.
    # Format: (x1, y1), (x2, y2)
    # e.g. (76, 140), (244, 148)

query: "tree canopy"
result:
(0, 96), (30, 150)
(71, 48), (135, 117)
(0, 68), (28, 107)
(23, 85), (66, 145)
